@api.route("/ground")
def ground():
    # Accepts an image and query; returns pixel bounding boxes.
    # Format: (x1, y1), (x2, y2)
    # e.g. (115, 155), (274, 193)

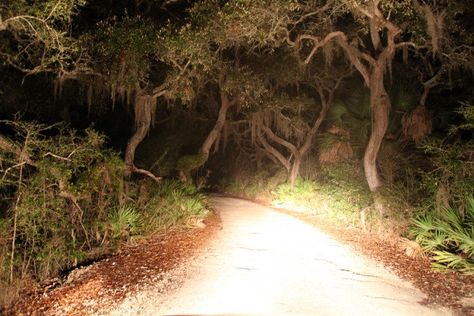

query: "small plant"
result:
(141, 179), (208, 233)
(409, 196), (474, 274)
(272, 178), (318, 212)
(109, 205), (142, 239)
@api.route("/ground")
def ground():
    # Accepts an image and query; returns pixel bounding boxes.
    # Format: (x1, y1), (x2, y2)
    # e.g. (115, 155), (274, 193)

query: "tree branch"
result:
(256, 128), (291, 171)
(131, 166), (162, 182)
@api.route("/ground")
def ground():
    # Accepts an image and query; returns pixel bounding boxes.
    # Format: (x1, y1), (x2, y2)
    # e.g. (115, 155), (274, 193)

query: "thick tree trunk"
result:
(257, 129), (291, 171)
(363, 67), (390, 194)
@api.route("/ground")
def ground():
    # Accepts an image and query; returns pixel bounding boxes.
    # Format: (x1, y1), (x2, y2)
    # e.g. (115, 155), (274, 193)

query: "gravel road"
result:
(108, 195), (451, 316)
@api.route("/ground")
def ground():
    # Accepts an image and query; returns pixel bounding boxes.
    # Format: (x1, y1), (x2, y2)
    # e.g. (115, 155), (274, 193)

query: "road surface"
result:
(109, 196), (451, 316)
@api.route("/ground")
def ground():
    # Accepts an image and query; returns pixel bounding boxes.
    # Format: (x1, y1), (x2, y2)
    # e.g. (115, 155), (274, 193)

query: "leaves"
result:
(409, 196), (474, 274)
(0, 0), (86, 72)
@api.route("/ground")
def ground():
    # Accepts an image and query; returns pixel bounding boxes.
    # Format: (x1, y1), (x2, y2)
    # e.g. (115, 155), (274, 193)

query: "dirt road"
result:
(108, 196), (451, 316)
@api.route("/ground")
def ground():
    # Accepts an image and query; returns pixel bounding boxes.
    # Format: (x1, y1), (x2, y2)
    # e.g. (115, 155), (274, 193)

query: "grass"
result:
(140, 179), (209, 234)
(222, 161), (414, 241)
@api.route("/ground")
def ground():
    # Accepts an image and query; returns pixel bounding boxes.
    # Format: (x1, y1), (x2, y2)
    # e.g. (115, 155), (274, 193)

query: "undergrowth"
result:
(408, 102), (474, 273)
(271, 163), (374, 227)
(0, 120), (208, 308)
(409, 196), (474, 274)
(141, 179), (208, 233)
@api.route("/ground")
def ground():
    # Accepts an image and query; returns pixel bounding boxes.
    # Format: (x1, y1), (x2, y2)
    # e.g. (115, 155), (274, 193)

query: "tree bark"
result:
(364, 66), (390, 193)
(200, 89), (231, 161)
(288, 154), (301, 187)
(188, 86), (233, 175)
(256, 128), (291, 171)
(124, 121), (150, 177)
(124, 93), (154, 178)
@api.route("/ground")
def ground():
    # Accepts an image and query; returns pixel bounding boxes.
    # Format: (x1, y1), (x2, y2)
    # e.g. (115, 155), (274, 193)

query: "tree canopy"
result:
(1, 0), (473, 197)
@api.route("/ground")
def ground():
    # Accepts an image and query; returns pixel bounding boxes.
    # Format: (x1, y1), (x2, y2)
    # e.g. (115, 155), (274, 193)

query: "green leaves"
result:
(0, 0), (86, 72)
(141, 179), (208, 232)
(409, 196), (474, 274)
(109, 205), (142, 239)
(84, 16), (157, 89)
(0, 120), (125, 287)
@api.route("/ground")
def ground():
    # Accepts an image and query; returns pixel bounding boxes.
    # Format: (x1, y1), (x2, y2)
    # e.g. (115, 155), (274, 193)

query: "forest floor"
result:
(7, 195), (474, 315)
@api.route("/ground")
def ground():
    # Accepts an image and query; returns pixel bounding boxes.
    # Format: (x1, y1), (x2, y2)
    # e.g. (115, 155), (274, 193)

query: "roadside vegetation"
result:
(221, 101), (474, 274)
(0, 121), (208, 307)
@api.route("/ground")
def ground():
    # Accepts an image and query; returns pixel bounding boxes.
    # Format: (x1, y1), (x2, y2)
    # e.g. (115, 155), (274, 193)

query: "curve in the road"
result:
(109, 196), (451, 316)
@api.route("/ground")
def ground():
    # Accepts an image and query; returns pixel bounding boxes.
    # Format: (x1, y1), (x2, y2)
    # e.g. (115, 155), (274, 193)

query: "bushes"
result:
(409, 196), (474, 274)
(0, 121), (208, 307)
(271, 163), (373, 226)
(0, 122), (125, 290)
(222, 168), (284, 202)
(140, 179), (208, 233)
(418, 102), (474, 210)
(408, 102), (474, 274)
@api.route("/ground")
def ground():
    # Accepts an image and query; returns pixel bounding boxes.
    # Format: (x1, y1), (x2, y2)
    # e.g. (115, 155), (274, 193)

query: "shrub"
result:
(419, 102), (474, 211)
(109, 205), (142, 239)
(141, 179), (208, 233)
(272, 178), (319, 212)
(409, 196), (474, 274)
(268, 162), (375, 227)
(0, 121), (126, 289)
(0, 121), (212, 307)
(406, 102), (474, 274)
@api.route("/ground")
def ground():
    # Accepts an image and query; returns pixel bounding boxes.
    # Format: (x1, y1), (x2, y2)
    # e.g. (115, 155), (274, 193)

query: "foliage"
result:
(449, 102), (474, 135)
(82, 16), (157, 100)
(419, 102), (474, 210)
(0, 121), (125, 287)
(409, 196), (474, 274)
(406, 101), (474, 274)
(141, 179), (208, 233)
(223, 159), (374, 227)
(272, 178), (320, 212)
(0, 121), (210, 307)
(221, 166), (284, 202)
(177, 154), (207, 174)
(0, 0), (86, 72)
(109, 205), (142, 239)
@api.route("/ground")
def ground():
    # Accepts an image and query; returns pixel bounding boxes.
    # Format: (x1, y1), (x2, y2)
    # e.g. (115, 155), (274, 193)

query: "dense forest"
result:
(0, 0), (473, 308)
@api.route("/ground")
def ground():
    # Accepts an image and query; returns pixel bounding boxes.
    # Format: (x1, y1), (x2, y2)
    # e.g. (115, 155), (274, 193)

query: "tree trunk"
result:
(124, 93), (155, 177)
(199, 88), (231, 165)
(176, 86), (233, 183)
(363, 67), (390, 194)
(124, 121), (149, 177)
(289, 155), (301, 187)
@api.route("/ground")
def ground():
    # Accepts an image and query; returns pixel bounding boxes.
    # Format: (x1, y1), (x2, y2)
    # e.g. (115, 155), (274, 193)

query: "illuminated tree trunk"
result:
(178, 86), (233, 182)
(288, 154), (302, 187)
(288, 99), (330, 187)
(363, 66), (390, 193)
